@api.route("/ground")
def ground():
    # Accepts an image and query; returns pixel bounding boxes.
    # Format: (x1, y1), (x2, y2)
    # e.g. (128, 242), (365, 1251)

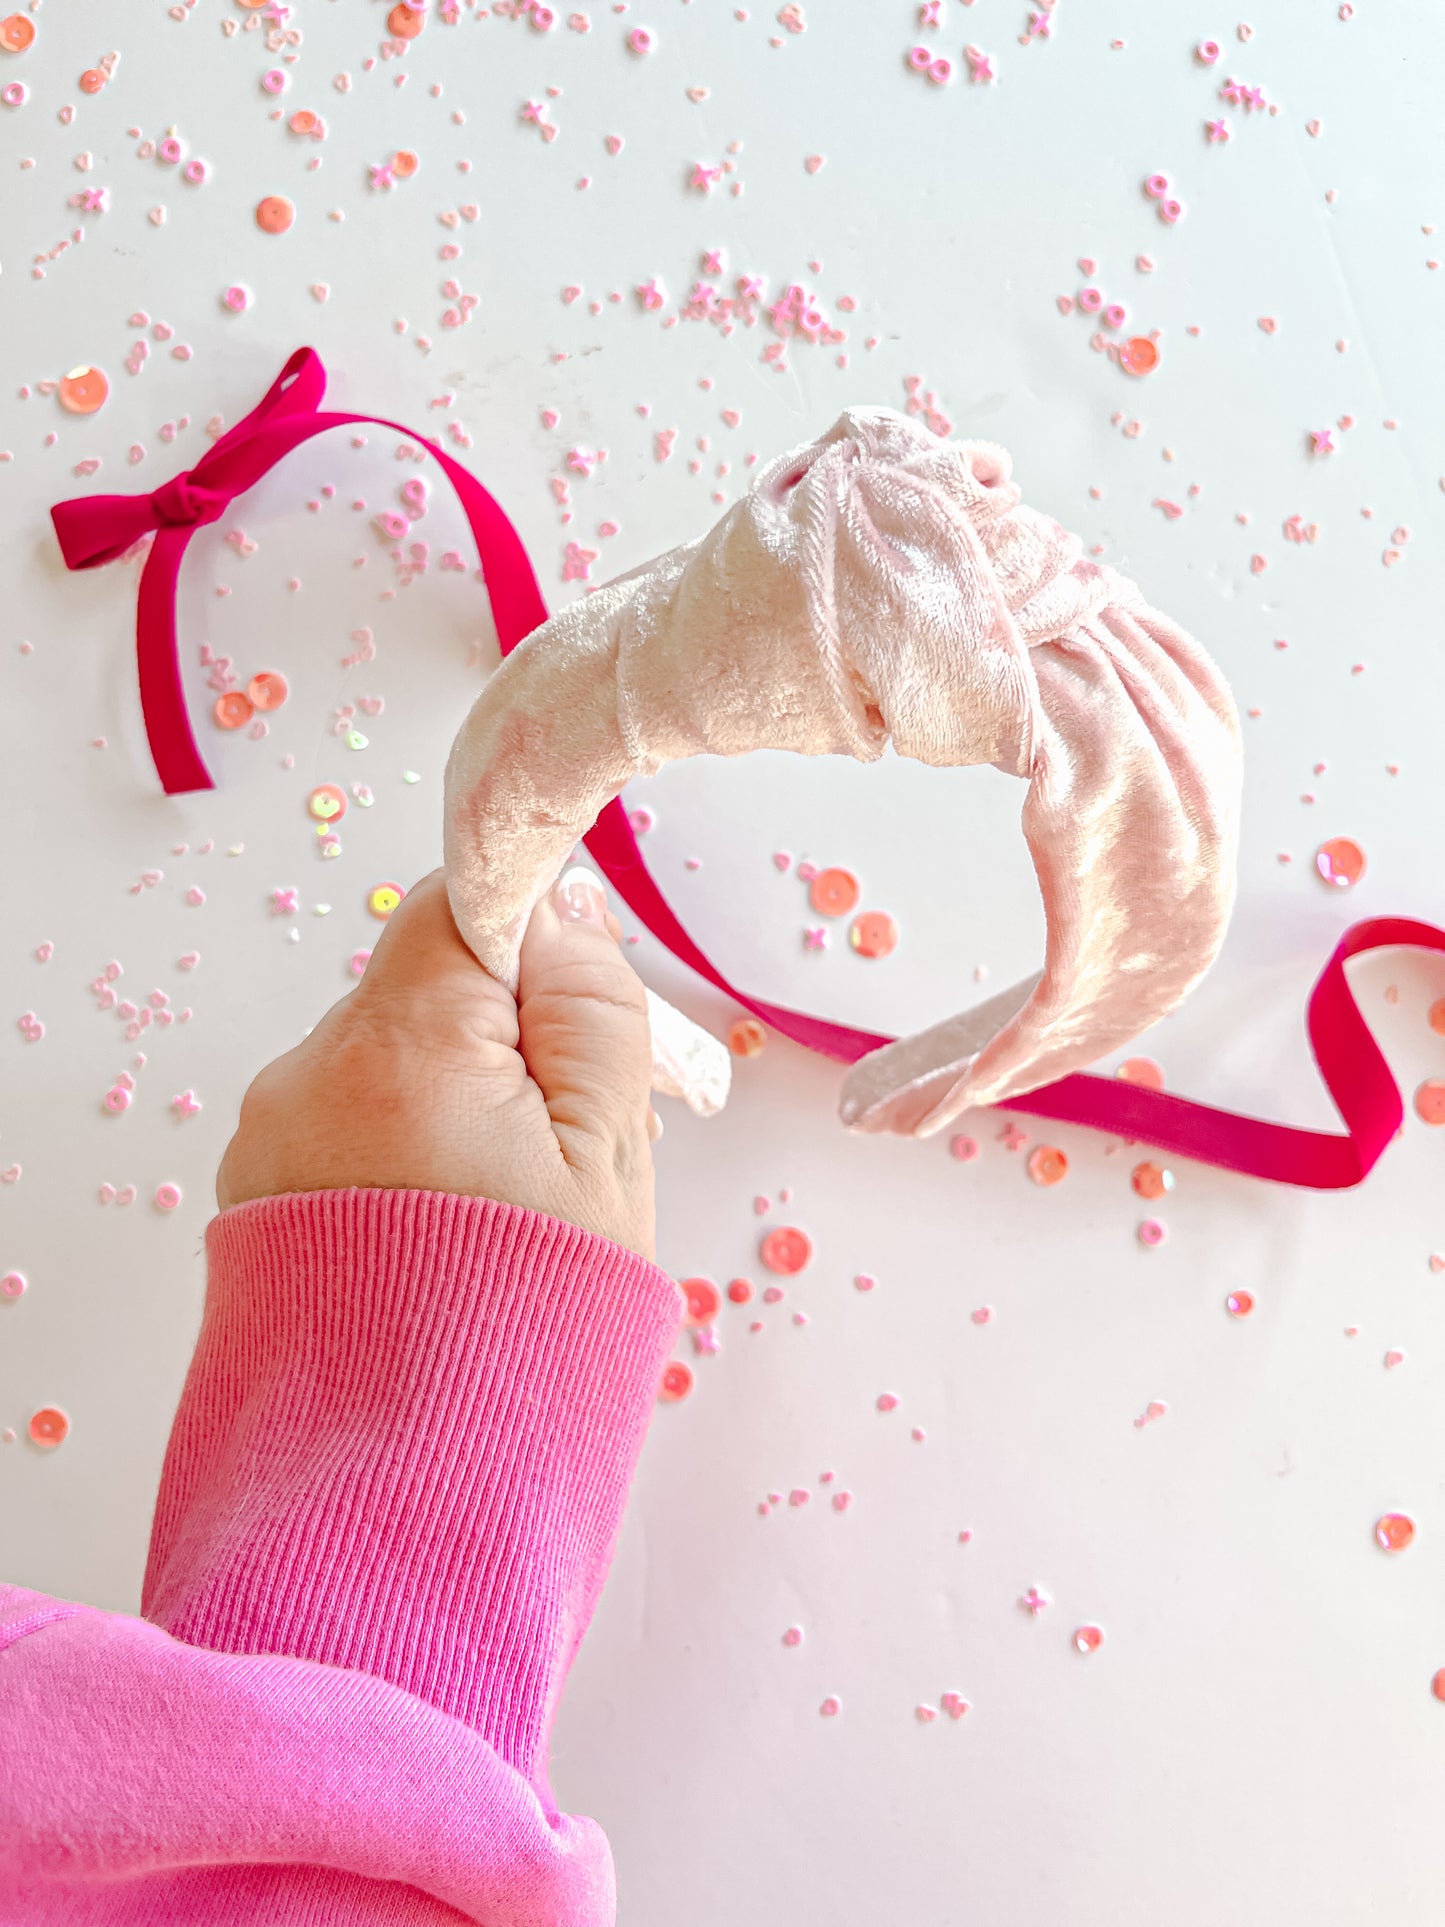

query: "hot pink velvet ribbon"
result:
(51, 348), (1444, 1191)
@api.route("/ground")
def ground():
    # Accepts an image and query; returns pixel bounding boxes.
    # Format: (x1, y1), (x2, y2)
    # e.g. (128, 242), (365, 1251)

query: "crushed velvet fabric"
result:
(443, 406), (1241, 1139)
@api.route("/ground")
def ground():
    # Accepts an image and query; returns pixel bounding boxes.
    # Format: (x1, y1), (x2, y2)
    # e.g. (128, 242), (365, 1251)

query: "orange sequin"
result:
(306, 784), (347, 823)
(760, 1226), (812, 1276)
(28, 1406), (69, 1448)
(728, 1018), (767, 1057)
(1027, 1145), (1068, 1186)
(255, 194), (296, 235)
(213, 691), (254, 730)
(681, 1277), (721, 1326)
(809, 866), (860, 917)
(247, 670), (289, 711)
(1315, 836), (1366, 888)
(1116, 1057), (1165, 1090)
(1120, 335), (1160, 376)
(658, 1360), (694, 1402)
(367, 882), (405, 919)
(58, 366), (109, 415)
(1375, 1512), (1415, 1553)
(1131, 1160), (1174, 1200)
(848, 910), (897, 959)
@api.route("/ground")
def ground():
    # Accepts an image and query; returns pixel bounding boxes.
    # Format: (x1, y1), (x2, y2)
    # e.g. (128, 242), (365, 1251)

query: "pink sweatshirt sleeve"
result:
(0, 1187), (685, 1926)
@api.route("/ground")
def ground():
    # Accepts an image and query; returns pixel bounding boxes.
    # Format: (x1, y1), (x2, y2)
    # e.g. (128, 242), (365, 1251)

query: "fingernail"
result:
(646, 1106), (664, 1142)
(555, 864), (607, 924)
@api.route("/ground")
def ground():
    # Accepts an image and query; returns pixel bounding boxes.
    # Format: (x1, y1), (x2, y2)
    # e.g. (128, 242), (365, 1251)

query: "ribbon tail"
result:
(137, 526), (213, 795)
(50, 493), (162, 571)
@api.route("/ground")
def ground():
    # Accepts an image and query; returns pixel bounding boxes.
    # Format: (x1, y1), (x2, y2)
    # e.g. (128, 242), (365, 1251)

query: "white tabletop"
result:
(2, 2), (1443, 1920)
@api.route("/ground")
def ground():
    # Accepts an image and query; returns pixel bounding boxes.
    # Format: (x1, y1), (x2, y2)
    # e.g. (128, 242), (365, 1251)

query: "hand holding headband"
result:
(443, 405), (1241, 1138)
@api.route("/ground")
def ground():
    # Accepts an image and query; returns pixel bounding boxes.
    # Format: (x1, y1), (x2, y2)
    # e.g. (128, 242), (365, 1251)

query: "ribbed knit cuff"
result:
(141, 1189), (684, 1790)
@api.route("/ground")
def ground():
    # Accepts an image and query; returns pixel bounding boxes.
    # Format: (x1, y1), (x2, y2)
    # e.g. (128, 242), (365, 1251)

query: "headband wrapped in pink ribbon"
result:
(51, 347), (1445, 1188)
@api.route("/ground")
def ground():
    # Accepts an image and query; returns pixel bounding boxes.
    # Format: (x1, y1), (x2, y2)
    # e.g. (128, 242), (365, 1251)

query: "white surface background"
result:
(3, 1), (1444, 1920)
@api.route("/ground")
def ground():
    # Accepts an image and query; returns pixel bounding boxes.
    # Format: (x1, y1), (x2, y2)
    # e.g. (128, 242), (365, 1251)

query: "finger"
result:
(516, 864), (654, 1164)
(352, 867), (520, 1054)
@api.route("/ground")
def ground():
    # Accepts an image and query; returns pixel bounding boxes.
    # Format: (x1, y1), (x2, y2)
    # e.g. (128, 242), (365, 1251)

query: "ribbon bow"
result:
(51, 347), (544, 796)
(50, 348), (1445, 1190)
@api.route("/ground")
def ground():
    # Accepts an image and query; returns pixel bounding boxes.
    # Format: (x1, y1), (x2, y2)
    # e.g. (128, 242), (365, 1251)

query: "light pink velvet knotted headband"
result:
(442, 404), (1243, 1138)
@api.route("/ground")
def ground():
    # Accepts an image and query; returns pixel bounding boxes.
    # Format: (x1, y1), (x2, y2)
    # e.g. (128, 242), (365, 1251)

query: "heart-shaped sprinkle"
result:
(1258, 316), (1277, 333)
(686, 85), (709, 102)
(562, 285), (581, 303)
(971, 1305), (993, 1325)
(311, 283), (330, 302)
(1384, 1348), (1406, 1369)
(1078, 257), (1097, 274)
(116, 1184), (137, 1206)
(722, 408), (740, 426)
(854, 1273), (876, 1292)
(876, 1392), (899, 1412)
(772, 851), (792, 871)
(1, 1166), (21, 1184)
(940, 1692), (970, 1718)
(832, 1490), (853, 1512)
(1306, 118), (1322, 136)
(804, 154), (825, 173)
(915, 1704), (938, 1723)
(605, 134), (624, 154)
(149, 207), (166, 227)
(99, 1183), (116, 1204)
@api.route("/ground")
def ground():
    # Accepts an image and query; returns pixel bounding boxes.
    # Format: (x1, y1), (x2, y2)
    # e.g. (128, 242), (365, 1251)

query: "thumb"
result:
(515, 864), (655, 1166)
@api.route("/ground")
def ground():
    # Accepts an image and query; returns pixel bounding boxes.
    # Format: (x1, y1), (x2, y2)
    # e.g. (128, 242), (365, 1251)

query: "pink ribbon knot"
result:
(150, 473), (230, 530)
